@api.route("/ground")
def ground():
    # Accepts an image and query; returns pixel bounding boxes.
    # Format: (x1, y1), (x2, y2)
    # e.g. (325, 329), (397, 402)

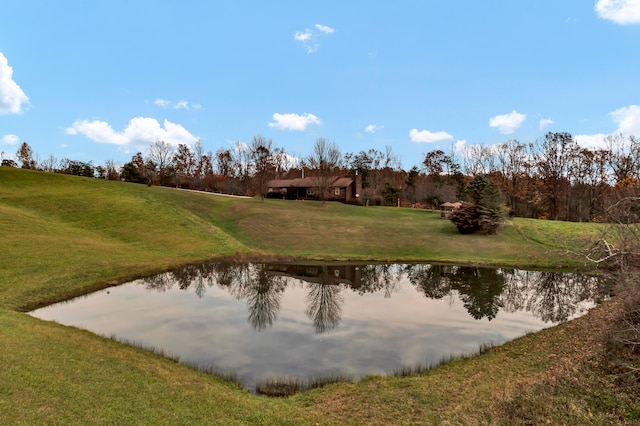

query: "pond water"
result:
(30, 262), (608, 392)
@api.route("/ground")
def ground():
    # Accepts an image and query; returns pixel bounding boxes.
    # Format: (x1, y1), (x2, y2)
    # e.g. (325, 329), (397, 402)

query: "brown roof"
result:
(269, 176), (353, 188)
(440, 201), (462, 208)
(332, 177), (354, 187)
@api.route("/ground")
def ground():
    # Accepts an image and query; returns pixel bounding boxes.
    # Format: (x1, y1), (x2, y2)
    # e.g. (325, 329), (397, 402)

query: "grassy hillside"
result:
(0, 168), (247, 311)
(2, 167), (635, 425)
(0, 167), (593, 311)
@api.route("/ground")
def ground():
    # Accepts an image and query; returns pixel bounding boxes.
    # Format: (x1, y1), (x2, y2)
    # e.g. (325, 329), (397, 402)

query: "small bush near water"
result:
(107, 334), (181, 363)
(181, 362), (240, 386)
(256, 373), (354, 397)
(256, 377), (304, 397)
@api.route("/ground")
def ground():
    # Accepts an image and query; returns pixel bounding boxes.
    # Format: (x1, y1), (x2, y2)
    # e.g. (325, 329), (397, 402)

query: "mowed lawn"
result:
(2, 167), (634, 425)
(1, 167), (590, 311)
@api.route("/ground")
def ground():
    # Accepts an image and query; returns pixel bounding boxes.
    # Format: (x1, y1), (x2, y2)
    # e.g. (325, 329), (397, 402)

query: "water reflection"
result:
(31, 262), (609, 391)
(141, 263), (607, 331)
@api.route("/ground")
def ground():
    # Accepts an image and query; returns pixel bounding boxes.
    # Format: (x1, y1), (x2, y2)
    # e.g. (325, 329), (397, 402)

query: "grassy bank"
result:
(1, 167), (636, 424)
(0, 168), (593, 311)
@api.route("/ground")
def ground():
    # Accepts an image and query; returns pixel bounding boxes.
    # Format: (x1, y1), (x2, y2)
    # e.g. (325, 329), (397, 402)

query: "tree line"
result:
(2, 131), (639, 223)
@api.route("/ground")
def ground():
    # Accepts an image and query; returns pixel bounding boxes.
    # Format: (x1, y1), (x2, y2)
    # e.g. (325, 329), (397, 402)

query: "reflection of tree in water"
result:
(450, 267), (505, 321)
(406, 264), (607, 323)
(356, 264), (402, 298)
(215, 263), (253, 299)
(305, 283), (344, 333)
(140, 262), (608, 328)
(404, 264), (452, 299)
(142, 263), (288, 330)
(212, 263), (287, 331)
(501, 270), (606, 323)
(496, 269), (528, 313)
(405, 265), (505, 320)
(242, 266), (287, 331)
(170, 263), (218, 297)
(143, 263), (220, 297)
(142, 272), (175, 292)
(298, 266), (345, 333)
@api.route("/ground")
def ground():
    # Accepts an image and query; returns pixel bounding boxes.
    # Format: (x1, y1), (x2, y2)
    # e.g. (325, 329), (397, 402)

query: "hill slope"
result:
(1, 167), (593, 311)
(1, 167), (636, 424)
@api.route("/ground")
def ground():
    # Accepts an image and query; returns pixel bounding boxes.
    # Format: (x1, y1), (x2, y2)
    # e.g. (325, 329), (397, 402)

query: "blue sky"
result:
(1, 0), (639, 169)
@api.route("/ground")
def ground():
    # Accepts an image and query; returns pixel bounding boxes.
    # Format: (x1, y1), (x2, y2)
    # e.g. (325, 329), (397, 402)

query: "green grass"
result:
(1, 167), (636, 425)
(1, 167), (588, 311)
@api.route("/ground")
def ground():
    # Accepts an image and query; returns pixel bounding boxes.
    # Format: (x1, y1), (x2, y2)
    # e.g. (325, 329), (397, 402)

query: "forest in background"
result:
(3, 131), (639, 223)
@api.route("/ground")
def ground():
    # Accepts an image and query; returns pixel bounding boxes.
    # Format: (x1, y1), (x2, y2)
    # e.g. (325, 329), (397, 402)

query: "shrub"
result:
(478, 206), (508, 235)
(449, 202), (481, 234)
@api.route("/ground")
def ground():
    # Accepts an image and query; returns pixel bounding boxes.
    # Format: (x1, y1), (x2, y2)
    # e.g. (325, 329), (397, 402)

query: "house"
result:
(267, 174), (363, 204)
(440, 201), (462, 219)
(265, 263), (363, 288)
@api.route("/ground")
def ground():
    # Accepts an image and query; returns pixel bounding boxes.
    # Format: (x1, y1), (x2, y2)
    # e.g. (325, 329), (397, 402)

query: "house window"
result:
(334, 188), (341, 196)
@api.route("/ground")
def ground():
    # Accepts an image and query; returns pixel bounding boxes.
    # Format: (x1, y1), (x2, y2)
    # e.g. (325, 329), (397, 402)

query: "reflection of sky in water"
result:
(30, 265), (602, 391)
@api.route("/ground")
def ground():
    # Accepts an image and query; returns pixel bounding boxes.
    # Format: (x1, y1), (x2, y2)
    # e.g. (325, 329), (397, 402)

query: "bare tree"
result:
(536, 132), (574, 220)
(567, 147), (610, 222)
(462, 144), (496, 177)
(272, 147), (296, 179)
(173, 143), (195, 188)
(41, 154), (58, 172)
(306, 138), (341, 204)
(493, 140), (537, 217)
(103, 160), (119, 180)
(147, 140), (175, 186)
(249, 135), (275, 201)
(193, 139), (205, 187)
(607, 134), (640, 186)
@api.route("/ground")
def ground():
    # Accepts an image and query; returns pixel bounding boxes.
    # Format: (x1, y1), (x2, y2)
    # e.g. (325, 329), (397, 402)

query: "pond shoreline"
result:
(31, 261), (607, 394)
(17, 253), (601, 313)
(3, 168), (635, 423)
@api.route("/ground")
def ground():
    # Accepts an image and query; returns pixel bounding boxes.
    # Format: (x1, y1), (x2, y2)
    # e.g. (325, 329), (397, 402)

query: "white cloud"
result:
(595, 0), (640, 24)
(539, 118), (554, 130)
(154, 98), (199, 110)
(409, 128), (454, 143)
(269, 112), (321, 131)
(275, 151), (300, 170)
(294, 30), (312, 42)
(294, 23), (335, 53)
(574, 133), (609, 149)
(452, 139), (467, 154)
(610, 104), (640, 134)
(66, 117), (198, 147)
(575, 104), (640, 149)
(315, 24), (335, 34)
(1, 134), (19, 145)
(489, 110), (526, 134)
(365, 124), (384, 134)
(154, 98), (171, 107)
(0, 53), (29, 114)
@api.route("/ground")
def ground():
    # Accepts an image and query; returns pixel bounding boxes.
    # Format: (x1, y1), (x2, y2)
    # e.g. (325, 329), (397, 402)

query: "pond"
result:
(30, 262), (608, 393)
